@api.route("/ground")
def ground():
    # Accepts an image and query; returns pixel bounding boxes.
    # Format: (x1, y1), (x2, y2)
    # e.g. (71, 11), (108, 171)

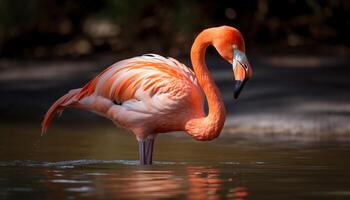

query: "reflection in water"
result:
(2, 128), (350, 200)
(96, 169), (183, 199)
(186, 166), (247, 200)
(40, 163), (248, 199)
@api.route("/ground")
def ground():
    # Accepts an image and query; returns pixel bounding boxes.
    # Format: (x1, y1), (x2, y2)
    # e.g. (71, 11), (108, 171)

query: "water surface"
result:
(1, 124), (350, 199)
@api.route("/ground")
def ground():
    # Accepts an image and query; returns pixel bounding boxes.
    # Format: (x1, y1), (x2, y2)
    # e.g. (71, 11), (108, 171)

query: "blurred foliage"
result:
(0, 0), (349, 58)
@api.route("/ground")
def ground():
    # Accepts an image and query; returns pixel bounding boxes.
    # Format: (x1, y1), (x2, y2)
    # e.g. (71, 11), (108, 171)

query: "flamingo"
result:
(42, 26), (252, 165)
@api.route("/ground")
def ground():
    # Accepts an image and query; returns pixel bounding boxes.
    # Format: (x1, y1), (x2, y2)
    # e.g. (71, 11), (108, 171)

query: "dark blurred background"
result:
(0, 0), (349, 58)
(1, 0), (350, 138)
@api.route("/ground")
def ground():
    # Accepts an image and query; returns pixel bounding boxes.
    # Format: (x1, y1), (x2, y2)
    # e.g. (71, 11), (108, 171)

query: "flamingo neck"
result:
(185, 30), (226, 141)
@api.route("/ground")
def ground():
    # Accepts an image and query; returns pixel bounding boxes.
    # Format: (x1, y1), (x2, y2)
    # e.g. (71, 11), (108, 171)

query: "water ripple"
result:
(50, 179), (92, 184)
(65, 186), (94, 193)
(0, 160), (187, 168)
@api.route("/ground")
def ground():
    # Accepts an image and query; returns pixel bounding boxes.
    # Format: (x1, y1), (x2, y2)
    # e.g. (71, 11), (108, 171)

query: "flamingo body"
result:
(43, 54), (204, 140)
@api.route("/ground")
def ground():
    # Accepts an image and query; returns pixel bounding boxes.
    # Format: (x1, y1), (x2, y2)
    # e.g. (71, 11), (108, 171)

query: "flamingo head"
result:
(212, 26), (252, 99)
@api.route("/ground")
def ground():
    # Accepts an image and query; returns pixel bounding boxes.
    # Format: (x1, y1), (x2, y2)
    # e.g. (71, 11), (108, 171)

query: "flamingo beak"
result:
(232, 49), (250, 99)
(234, 79), (247, 99)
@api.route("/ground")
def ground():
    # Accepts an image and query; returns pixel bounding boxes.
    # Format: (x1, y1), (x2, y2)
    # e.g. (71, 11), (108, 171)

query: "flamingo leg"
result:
(145, 138), (154, 164)
(139, 140), (146, 165)
(138, 138), (154, 165)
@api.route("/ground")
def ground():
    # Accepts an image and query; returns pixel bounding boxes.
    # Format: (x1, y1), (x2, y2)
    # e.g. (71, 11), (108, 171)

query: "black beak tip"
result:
(233, 80), (246, 99)
(233, 92), (239, 99)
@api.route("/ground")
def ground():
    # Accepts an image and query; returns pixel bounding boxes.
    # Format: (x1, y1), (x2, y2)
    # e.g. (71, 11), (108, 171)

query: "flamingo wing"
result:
(42, 54), (204, 136)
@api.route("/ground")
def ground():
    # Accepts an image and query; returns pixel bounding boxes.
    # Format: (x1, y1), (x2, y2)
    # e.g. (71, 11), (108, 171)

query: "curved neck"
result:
(185, 30), (226, 141)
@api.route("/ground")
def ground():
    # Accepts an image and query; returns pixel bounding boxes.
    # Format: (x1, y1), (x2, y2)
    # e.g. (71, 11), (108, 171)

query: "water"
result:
(1, 124), (350, 199)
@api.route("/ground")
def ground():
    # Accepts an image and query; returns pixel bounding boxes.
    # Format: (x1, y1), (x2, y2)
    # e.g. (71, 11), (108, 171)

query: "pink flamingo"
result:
(42, 26), (252, 165)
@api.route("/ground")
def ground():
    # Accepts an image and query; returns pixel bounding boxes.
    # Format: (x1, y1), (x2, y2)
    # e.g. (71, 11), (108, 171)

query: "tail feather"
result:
(41, 89), (81, 135)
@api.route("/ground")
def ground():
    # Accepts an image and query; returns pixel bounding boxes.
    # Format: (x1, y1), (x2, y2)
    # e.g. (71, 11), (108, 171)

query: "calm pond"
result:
(1, 124), (350, 199)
